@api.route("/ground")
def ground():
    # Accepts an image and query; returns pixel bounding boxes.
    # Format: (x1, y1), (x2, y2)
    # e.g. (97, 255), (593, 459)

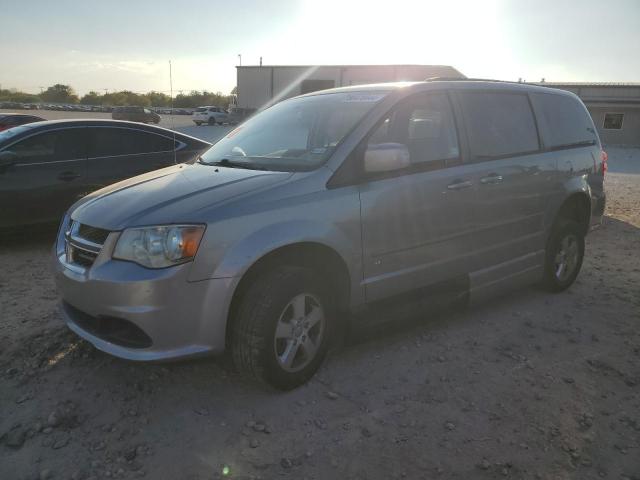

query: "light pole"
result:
(238, 54), (242, 67)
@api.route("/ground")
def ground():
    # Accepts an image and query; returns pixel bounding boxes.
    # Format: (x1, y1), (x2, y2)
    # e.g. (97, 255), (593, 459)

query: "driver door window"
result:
(366, 92), (459, 172)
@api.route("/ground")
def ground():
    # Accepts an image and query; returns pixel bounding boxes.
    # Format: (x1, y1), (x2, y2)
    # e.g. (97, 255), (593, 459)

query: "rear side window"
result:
(530, 93), (597, 148)
(88, 128), (175, 157)
(459, 92), (539, 159)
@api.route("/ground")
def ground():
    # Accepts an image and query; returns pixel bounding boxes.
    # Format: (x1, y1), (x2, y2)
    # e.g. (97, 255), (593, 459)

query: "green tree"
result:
(0, 89), (41, 103)
(80, 91), (102, 105)
(144, 91), (171, 107)
(40, 84), (79, 104)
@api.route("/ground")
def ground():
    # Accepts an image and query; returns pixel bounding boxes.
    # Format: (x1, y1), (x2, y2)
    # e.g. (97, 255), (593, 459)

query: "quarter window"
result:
(603, 113), (624, 130)
(530, 93), (597, 148)
(459, 92), (539, 159)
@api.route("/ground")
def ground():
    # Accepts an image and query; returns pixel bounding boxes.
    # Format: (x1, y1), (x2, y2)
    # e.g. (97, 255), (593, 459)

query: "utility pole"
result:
(238, 54), (242, 66)
(39, 86), (45, 94)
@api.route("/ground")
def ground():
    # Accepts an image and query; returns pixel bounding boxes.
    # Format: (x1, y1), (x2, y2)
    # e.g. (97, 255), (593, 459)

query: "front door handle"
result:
(447, 180), (473, 191)
(58, 171), (81, 182)
(480, 174), (504, 185)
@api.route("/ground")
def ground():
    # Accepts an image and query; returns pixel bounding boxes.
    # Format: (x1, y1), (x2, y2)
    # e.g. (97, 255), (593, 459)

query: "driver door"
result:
(358, 92), (477, 302)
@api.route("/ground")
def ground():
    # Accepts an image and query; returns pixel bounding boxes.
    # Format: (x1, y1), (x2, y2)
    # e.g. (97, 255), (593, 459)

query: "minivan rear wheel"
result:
(208, 117), (216, 125)
(542, 220), (585, 292)
(231, 266), (334, 390)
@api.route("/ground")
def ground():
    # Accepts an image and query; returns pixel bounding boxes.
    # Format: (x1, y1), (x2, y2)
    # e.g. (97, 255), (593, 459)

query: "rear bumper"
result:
(53, 241), (237, 361)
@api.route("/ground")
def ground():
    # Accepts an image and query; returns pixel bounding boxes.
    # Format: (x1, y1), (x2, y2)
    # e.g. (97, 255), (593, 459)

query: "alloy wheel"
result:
(273, 293), (325, 373)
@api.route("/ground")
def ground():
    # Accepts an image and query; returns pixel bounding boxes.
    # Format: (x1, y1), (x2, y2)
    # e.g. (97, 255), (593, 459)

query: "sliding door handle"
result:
(447, 180), (473, 191)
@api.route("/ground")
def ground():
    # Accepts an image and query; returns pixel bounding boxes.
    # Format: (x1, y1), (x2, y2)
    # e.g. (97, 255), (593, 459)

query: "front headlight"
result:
(113, 224), (205, 268)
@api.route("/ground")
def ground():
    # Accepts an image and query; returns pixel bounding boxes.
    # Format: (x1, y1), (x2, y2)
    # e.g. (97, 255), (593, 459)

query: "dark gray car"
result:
(53, 80), (606, 389)
(0, 119), (210, 227)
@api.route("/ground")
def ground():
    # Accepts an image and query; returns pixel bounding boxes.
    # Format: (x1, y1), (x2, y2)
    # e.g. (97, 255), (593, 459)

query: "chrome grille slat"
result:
(64, 221), (110, 269)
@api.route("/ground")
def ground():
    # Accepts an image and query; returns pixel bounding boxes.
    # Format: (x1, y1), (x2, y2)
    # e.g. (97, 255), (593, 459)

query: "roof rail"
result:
(425, 77), (525, 85)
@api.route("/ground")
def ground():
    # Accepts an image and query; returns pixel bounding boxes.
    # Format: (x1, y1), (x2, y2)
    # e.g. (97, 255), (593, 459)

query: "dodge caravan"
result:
(53, 80), (606, 389)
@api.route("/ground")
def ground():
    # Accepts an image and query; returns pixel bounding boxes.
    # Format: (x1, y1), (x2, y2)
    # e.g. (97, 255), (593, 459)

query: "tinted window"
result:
(460, 92), (539, 159)
(368, 93), (459, 166)
(7, 129), (86, 163)
(88, 128), (175, 157)
(531, 93), (597, 147)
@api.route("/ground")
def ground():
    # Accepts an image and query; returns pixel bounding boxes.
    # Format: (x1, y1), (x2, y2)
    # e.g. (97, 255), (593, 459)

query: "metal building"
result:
(533, 82), (640, 146)
(235, 64), (464, 111)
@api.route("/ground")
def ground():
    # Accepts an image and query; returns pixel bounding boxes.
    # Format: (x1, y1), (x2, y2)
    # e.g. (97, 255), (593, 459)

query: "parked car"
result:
(227, 107), (256, 125)
(192, 106), (228, 125)
(112, 106), (161, 124)
(0, 119), (210, 228)
(0, 113), (45, 132)
(53, 80), (606, 390)
(0, 102), (26, 110)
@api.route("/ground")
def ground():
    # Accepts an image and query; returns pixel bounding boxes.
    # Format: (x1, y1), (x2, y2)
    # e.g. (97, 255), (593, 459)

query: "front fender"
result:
(211, 219), (360, 279)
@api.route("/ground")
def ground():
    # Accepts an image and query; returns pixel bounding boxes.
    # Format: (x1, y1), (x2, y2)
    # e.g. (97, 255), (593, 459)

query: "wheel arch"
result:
(225, 241), (353, 346)
(553, 191), (592, 236)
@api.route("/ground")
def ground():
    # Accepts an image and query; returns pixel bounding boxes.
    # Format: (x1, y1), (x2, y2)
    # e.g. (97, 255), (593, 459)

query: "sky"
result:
(1, 0), (639, 96)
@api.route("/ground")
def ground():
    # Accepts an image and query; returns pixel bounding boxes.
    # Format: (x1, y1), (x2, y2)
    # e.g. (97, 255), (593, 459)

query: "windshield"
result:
(195, 107), (207, 112)
(199, 91), (387, 171)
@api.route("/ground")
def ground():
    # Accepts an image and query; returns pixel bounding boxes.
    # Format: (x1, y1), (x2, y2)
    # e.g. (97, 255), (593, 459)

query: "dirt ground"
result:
(1, 166), (639, 479)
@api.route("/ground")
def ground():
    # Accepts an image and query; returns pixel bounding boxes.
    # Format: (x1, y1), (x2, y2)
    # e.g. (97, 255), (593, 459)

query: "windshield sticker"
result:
(343, 93), (386, 103)
(311, 147), (327, 155)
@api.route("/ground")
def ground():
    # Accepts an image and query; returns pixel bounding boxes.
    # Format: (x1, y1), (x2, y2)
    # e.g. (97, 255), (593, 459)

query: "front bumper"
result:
(52, 230), (236, 361)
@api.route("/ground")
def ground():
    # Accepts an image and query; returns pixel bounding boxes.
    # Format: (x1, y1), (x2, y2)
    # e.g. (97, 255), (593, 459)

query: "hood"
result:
(71, 163), (293, 230)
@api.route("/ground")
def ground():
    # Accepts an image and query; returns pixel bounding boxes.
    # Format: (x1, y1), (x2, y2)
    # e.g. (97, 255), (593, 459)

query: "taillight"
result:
(600, 149), (608, 175)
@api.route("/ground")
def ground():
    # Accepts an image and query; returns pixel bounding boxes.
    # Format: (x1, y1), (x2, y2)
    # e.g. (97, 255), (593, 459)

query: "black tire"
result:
(542, 220), (585, 292)
(231, 266), (335, 390)
(195, 121), (202, 126)
(208, 117), (216, 126)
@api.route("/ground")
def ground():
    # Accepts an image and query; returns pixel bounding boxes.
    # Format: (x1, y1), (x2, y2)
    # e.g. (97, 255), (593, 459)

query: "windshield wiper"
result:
(208, 158), (268, 171)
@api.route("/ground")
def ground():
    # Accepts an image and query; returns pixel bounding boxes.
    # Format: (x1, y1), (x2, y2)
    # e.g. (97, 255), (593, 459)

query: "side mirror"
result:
(364, 143), (411, 173)
(0, 151), (17, 173)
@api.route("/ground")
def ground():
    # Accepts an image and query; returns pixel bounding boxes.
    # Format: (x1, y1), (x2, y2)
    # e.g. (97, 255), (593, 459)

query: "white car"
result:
(192, 106), (228, 126)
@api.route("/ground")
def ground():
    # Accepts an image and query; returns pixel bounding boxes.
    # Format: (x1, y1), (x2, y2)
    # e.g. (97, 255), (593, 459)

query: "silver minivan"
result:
(53, 80), (606, 389)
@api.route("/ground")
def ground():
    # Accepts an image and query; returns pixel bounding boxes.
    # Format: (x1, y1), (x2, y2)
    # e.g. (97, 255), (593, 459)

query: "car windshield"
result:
(199, 91), (387, 171)
(195, 107), (207, 112)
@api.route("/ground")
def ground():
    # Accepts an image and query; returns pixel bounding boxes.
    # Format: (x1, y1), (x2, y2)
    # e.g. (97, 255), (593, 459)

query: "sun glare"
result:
(287, 0), (512, 79)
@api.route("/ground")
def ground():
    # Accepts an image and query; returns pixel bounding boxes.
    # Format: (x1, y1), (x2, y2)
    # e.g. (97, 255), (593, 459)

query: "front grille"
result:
(68, 244), (98, 267)
(65, 221), (110, 269)
(77, 223), (110, 245)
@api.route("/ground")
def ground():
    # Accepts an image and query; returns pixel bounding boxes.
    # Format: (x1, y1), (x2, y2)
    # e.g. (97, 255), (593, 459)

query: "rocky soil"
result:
(1, 172), (638, 480)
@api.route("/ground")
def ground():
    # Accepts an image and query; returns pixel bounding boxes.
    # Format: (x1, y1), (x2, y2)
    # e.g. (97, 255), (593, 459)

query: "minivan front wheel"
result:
(231, 266), (334, 390)
(542, 220), (585, 292)
(208, 117), (217, 125)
